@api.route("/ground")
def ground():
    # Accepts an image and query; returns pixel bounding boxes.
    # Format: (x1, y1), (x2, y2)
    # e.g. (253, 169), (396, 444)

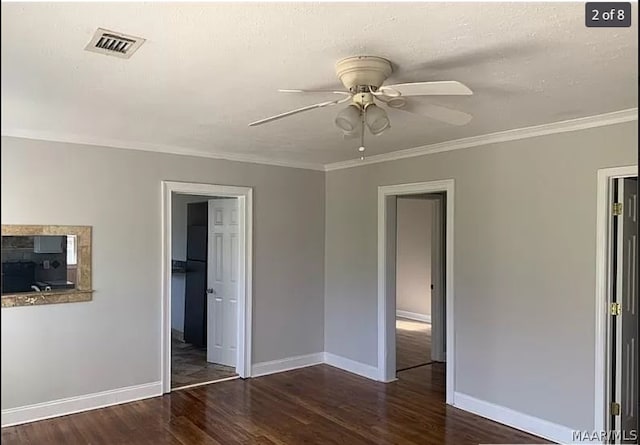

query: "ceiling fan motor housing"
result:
(335, 56), (393, 91)
(352, 92), (375, 107)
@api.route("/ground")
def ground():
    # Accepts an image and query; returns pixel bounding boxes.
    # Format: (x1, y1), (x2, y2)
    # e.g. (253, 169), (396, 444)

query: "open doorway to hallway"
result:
(395, 194), (445, 376)
(170, 193), (240, 390)
(378, 180), (454, 399)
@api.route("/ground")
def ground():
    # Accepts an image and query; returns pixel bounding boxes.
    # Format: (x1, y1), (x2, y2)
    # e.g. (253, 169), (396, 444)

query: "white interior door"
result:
(616, 178), (638, 443)
(206, 198), (239, 368)
(430, 196), (446, 362)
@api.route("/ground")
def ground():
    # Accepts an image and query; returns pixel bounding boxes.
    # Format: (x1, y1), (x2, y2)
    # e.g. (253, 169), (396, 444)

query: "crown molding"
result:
(3, 108), (636, 173)
(0, 128), (326, 172)
(324, 108), (638, 172)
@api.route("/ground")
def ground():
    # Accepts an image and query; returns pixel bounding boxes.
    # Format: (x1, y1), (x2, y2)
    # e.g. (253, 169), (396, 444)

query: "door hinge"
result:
(611, 402), (621, 416)
(612, 202), (623, 216)
(610, 302), (621, 316)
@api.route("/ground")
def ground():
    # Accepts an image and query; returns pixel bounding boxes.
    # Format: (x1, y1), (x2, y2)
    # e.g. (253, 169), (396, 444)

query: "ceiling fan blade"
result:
(381, 81), (473, 97)
(388, 101), (473, 126)
(278, 89), (351, 96)
(249, 97), (349, 127)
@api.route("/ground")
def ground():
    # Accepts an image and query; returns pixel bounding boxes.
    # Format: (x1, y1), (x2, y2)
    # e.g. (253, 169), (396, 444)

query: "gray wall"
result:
(1, 136), (325, 410)
(170, 194), (210, 333)
(324, 121), (637, 430)
(2, 120), (637, 431)
(396, 197), (432, 317)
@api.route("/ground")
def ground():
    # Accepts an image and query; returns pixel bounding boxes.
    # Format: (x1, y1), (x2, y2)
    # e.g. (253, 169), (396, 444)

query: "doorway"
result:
(378, 180), (455, 404)
(395, 194), (445, 374)
(162, 182), (253, 394)
(595, 166), (638, 444)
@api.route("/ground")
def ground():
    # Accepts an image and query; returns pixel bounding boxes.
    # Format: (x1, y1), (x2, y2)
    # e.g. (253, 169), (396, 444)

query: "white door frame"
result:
(378, 179), (455, 404)
(594, 165), (637, 431)
(161, 181), (253, 393)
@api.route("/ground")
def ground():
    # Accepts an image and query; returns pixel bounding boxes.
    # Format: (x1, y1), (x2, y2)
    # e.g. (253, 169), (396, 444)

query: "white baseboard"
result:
(251, 352), (324, 378)
(252, 352), (381, 382)
(396, 310), (431, 323)
(1, 381), (162, 428)
(453, 392), (580, 444)
(323, 353), (381, 381)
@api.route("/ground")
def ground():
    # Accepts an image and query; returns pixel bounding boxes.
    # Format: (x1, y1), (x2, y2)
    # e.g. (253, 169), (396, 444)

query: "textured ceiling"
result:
(1, 2), (637, 167)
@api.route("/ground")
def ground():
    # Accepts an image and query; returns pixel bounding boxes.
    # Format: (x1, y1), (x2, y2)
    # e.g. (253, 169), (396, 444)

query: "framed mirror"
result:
(1, 225), (92, 307)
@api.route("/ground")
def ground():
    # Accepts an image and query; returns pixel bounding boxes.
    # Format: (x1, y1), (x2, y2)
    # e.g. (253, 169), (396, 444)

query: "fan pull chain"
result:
(359, 107), (366, 160)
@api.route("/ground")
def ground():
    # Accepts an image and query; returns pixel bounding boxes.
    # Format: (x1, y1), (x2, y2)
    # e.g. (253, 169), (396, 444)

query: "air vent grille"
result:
(95, 34), (135, 53)
(85, 28), (145, 59)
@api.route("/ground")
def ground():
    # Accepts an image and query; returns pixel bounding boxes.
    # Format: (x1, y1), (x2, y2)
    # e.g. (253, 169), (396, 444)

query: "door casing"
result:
(162, 181), (253, 393)
(377, 179), (455, 404)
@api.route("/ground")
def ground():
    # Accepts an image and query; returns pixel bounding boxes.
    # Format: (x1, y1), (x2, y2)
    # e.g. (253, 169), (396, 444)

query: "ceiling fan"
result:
(248, 56), (473, 159)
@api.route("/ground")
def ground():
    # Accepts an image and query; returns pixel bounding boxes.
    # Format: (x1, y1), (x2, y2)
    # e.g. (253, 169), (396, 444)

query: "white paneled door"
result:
(206, 198), (239, 368)
(618, 178), (638, 443)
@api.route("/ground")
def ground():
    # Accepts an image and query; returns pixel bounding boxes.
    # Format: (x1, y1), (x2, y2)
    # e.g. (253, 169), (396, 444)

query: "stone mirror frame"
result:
(1, 225), (92, 308)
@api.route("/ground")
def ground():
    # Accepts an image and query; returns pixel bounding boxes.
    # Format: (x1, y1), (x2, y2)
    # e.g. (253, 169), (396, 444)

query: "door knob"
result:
(206, 288), (216, 295)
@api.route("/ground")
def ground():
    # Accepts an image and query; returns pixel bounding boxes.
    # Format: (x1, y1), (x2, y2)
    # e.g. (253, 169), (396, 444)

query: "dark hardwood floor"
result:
(172, 338), (237, 389)
(396, 317), (432, 371)
(2, 364), (549, 444)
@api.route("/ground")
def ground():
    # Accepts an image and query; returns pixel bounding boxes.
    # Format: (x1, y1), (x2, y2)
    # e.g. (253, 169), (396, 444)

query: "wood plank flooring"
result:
(172, 338), (237, 388)
(2, 364), (549, 445)
(396, 317), (432, 371)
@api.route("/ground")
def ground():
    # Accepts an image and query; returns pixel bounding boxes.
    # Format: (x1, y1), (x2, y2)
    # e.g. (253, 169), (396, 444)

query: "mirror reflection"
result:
(1, 235), (77, 294)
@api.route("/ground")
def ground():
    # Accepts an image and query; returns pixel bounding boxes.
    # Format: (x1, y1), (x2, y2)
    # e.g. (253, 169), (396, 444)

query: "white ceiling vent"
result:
(85, 28), (145, 59)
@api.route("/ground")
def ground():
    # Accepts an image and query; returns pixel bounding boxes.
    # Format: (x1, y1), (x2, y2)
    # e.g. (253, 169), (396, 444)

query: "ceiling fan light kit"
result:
(364, 103), (390, 135)
(335, 104), (362, 132)
(249, 55), (474, 160)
